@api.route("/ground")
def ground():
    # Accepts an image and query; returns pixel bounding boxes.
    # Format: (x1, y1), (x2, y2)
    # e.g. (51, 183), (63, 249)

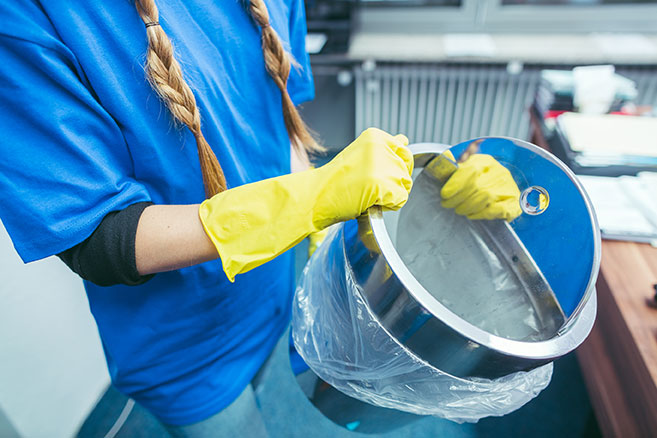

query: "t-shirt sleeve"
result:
(286, 0), (315, 106)
(0, 34), (151, 263)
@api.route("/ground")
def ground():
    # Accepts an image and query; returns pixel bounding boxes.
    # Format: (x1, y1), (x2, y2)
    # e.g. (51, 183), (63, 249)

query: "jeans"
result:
(161, 329), (287, 438)
(163, 384), (269, 438)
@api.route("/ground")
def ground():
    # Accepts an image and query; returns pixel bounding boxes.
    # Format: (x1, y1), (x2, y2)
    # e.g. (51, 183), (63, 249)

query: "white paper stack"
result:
(578, 173), (657, 244)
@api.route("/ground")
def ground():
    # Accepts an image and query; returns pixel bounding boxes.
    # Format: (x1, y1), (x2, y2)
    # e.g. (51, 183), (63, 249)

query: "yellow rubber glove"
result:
(308, 227), (329, 258)
(440, 152), (522, 221)
(199, 128), (413, 281)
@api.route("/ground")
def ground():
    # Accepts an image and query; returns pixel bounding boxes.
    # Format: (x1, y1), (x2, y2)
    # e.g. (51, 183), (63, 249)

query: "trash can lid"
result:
(385, 137), (600, 342)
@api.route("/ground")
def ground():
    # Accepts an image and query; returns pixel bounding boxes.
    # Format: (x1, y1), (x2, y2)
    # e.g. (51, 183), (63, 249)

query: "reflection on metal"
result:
(471, 219), (565, 325)
(521, 186), (550, 215)
(341, 140), (598, 379)
(309, 375), (420, 434)
(421, 139), (565, 328)
(423, 137), (481, 183)
(423, 152), (458, 183)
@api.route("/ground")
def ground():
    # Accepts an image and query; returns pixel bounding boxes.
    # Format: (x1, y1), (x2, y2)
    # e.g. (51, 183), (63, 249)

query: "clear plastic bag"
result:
(292, 224), (553, 424)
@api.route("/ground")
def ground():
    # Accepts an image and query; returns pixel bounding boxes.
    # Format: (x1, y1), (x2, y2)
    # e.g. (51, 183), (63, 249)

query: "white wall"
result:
(0, 221), (109, 437)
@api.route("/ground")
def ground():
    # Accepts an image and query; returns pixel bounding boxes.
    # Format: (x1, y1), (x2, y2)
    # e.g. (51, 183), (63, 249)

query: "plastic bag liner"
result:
(292, 223), (553, 424)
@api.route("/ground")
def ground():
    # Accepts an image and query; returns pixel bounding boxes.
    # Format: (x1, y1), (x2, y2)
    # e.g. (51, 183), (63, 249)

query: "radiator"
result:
(355, 64), (657, 145)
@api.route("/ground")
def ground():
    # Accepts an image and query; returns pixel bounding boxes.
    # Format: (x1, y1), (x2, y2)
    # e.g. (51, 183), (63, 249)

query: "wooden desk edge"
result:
(529, 109), (657, 437)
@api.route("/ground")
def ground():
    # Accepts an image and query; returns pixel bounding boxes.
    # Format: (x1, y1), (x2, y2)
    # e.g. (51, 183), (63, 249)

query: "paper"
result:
(578, 174), (657, 242)
(558, 112), (657, 157)
(443, 33), (496, 58)
(622, 172), (657, 230)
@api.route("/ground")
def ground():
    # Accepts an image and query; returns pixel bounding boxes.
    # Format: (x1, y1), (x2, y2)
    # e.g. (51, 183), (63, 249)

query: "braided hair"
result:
(135, 0), (322, 197)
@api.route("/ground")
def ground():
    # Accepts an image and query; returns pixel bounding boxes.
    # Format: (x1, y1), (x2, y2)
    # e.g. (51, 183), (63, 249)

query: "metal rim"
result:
(366, 139), (600, 360)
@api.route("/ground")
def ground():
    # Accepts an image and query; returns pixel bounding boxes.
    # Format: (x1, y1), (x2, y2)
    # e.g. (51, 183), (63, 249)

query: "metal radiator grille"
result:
(618, 66), (657, 109)
(355, 64), (657, 145)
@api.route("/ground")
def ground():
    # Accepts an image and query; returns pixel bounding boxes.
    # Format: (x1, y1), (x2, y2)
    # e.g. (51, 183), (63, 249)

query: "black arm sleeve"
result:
(58, 202), (155, 287)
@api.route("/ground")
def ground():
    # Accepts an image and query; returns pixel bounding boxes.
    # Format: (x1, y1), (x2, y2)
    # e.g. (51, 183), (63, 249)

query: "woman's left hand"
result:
(441, 153), (522, 222)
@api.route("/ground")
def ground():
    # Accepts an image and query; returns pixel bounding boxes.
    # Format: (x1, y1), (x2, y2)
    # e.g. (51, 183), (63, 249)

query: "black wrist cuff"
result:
(58, 202), (155, 287)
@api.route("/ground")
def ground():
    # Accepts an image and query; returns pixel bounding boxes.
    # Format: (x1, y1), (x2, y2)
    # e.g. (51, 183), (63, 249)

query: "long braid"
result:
(247, 0), (324, 156)
(135, 0), (226, 197)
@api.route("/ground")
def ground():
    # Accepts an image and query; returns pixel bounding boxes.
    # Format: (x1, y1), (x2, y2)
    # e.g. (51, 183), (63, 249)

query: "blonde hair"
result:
(135, 0), (322, 197)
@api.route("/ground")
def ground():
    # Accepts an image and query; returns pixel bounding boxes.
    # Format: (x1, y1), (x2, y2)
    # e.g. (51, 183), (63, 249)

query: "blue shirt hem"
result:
(146, 321), (288, 426)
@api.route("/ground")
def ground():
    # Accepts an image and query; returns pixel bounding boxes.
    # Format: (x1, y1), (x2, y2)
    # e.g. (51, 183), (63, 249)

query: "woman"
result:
(0, 0), (520, 436)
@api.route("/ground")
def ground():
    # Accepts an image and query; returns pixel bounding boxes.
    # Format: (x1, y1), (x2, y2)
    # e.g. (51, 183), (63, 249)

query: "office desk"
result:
(530, 111), (657, 437)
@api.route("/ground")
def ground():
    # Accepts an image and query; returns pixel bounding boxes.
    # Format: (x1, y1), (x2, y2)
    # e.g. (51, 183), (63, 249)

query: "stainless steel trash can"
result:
(293, 138), (599, 423)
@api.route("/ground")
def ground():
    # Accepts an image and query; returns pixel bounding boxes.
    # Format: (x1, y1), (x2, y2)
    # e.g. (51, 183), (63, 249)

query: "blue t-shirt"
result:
(0, 1), (314, 425)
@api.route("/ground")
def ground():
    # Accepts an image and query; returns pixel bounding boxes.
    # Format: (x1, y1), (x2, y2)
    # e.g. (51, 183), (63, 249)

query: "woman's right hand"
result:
(311, 128), (414, 230)
(198, 127), (413, 281)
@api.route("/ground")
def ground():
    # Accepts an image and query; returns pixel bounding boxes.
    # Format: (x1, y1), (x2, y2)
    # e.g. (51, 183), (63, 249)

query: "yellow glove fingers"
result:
(308, 227), (329, 257)
(392, 133), (409, 147)
(390, 134), (413, 175)
(392, 153), (414, 194)
(499, 197), (523, 221)
(370, 149), (412, 210)
(467, 197), (522, 221)
(453, 191), (489, 217)
(357, 128), (414, 177)
(378, 137), (414, 194)
(440, 162), (479, 200)
(378, 173), (412, 210)
(392, 142), (414, 176)
(441, 173), (478, 209)
(374, 130), (413, 176)
(438, 153), (521, 222)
